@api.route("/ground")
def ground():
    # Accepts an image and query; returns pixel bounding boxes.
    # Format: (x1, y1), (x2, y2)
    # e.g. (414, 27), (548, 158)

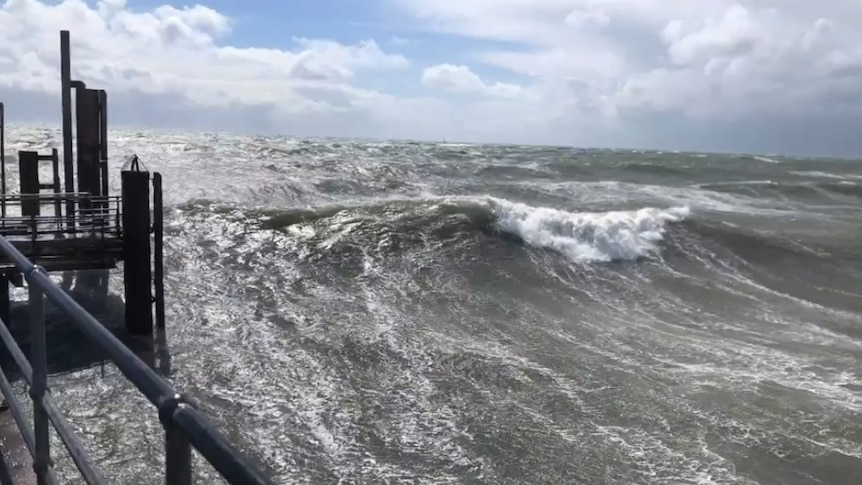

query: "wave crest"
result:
(477, 198), (690, 262)
(251, 196), (690, 264)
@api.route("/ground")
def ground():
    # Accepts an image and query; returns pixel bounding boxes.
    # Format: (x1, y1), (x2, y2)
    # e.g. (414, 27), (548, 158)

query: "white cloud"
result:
(0, 0), (409, 117)
(2, 0), (862, 155)
(423, 64), (485, 92)
(421, 64), (524, 99)
(395, 0), (862, 118)
(389, 0), (862, 154)
(388, 36), (411, 46)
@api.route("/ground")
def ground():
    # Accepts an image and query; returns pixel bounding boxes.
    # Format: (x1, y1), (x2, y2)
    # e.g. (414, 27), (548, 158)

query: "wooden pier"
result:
(0, 31), (164, 336)
(0, 31), (274, 485)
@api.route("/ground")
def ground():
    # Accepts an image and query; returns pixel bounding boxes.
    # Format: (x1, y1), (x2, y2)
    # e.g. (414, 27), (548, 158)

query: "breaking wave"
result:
(478, 198), (690, 263)
(180, 196), (691, 264)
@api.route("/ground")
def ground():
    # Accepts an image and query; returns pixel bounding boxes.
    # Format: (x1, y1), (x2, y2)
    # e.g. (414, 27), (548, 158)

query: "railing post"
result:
(28, 266), (51, 484)
(160, 394), (192, 485)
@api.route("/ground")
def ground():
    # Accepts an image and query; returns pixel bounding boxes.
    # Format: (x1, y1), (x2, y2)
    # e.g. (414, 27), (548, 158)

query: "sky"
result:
(1, 0), (862, 156)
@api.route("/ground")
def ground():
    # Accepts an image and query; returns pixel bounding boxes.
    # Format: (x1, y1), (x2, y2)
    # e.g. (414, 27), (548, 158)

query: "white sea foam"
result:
(473, 197), (689, 262)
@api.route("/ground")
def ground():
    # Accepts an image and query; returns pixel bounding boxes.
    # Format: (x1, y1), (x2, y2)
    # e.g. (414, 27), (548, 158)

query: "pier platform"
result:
(0, 195), (123, 274)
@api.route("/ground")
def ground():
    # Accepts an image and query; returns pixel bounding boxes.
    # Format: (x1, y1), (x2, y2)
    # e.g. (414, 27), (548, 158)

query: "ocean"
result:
(3, 127), (862, 484)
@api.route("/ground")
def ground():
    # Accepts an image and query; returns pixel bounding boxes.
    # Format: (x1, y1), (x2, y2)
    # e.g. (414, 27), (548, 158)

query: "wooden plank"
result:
(0, 237), (123, 274)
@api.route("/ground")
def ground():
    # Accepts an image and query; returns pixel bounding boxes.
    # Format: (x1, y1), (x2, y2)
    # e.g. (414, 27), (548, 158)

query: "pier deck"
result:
(0, 200), (123, 273)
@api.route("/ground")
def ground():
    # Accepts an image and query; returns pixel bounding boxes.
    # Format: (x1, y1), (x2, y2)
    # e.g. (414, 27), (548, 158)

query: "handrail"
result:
(0, 235), (275, 484)
(0, 193), (121, 201)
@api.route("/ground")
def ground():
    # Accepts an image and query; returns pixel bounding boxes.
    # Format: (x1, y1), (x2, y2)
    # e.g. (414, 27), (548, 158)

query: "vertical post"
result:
(28, 271), (50, 484)
(60, 31), (74, 231)
(51, 149), (61, 221)
(161, 395), (192, 485)
(0, 273), (9, 327)
(153, 172), (165, 329)
(76, 87), (100, 218)
(165, 424), (192, 485)
(19, 151), (40, 217)
(122, 167), (153, 335)
(99, 90), (109, 201)
(1, 101), (5, 221)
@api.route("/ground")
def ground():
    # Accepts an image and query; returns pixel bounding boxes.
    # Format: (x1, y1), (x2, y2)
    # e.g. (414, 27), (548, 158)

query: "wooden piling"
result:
(122, 168), (153, 335)
(18, 151), (40, 217)
(76, 87), (101, 215)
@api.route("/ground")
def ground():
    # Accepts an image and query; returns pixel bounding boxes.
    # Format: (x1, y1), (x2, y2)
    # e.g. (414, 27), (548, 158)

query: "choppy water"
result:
(3, 127), (862, 484)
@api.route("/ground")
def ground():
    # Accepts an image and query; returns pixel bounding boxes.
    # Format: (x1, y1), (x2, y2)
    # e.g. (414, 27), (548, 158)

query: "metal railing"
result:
(0, 193), (122, 240)
(0, 236), (275, 484)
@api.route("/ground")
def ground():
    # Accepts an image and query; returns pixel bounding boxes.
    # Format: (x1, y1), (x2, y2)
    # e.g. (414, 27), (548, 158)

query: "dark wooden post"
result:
(76, 87), (101, 216)
(18, 151), (40, 217)
(122, 165), (152, 335)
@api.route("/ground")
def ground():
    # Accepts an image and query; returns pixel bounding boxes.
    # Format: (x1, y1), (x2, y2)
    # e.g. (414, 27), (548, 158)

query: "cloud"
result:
(388, 36), (411, 46)
(0, 0), (414, 133)
(389, 0), (862, 155)
(1, 0), (411, 110)
(2, 0), (862, 155)
(422, 64), (524, 99)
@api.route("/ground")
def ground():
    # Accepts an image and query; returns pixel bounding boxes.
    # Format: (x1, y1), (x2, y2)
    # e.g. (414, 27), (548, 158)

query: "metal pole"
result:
(29, 268), (50, 484)
(1, 101), (6, 220)
(161, 394), (192, 485)
(165, 425), (192, 485)
(60, 31), (75, 231)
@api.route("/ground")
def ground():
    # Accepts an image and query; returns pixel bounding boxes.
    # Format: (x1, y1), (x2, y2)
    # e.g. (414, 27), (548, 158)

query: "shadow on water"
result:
(0, 269), (173, 383)
(0, 270), (173, 484)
